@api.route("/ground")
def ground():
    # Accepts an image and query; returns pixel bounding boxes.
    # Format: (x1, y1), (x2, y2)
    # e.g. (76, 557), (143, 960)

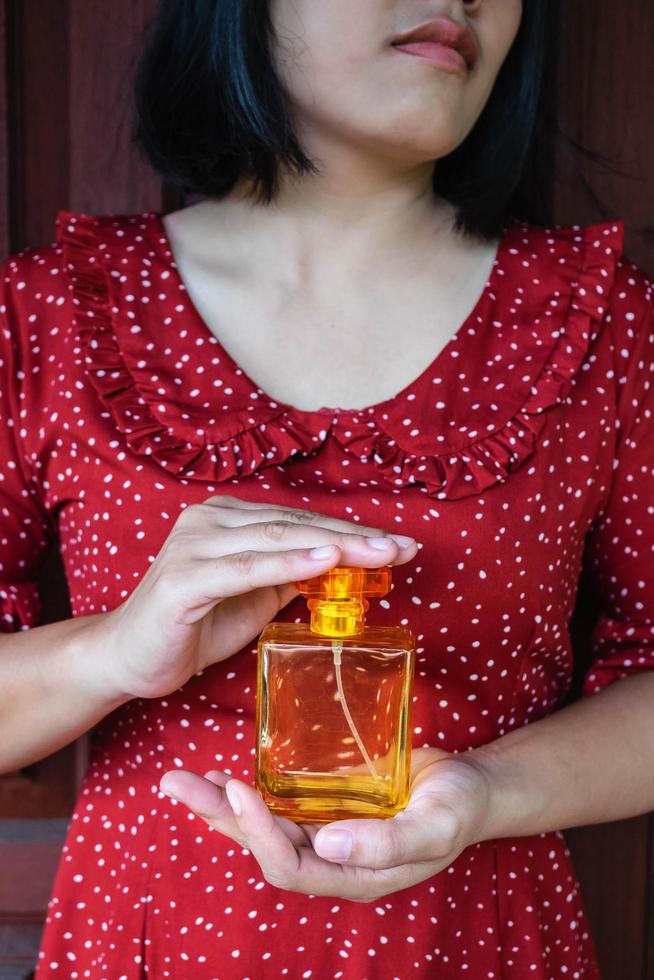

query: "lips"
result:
(390, 17), (479, 72)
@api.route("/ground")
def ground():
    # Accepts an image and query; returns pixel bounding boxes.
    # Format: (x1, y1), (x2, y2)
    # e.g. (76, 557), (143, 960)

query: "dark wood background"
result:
(1, 1), (653, 977)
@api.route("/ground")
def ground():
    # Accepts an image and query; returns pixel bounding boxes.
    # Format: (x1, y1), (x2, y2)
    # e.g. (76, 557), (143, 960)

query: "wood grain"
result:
(553, 4), (654, 978)
(0, 1), (653, 977)
(552, 0), (654, 274)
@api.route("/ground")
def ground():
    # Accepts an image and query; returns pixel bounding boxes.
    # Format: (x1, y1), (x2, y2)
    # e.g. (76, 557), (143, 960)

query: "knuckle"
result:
(281, 508), (320, 526)
(176, 502), (214, 528)
(168, 522), (193, 546)
(261, 520), (290, 544)
(262, 868), (291, 890)
(177, 501), (227, 528)
(375, 825), (404, 867)
(369, 821), (405, 869)
(161, 535), (182, 563)
(203, 493), (235, 505)
(163, 529), (197, 564)
(175, 504), (196, 526)
(228, 549), (258, 577)
(204, 493), (244, 512)
(194, 502), (222, 522)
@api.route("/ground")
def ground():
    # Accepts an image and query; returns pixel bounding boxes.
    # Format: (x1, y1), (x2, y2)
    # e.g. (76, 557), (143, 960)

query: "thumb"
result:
(276, 580), (300, 608)
(314, 798), (461, 870)
(160, 769), (234, 824)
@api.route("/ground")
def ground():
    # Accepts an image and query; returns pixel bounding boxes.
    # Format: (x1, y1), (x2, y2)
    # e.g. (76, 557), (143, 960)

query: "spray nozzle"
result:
(294, 564), (392, 637)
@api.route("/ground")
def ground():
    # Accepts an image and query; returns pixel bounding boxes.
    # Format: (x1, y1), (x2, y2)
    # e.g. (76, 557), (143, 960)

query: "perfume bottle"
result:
(255, 564), (415, 823)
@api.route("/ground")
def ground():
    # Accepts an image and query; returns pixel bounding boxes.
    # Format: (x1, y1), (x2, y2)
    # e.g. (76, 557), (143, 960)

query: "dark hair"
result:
(132, 0), (550, 239)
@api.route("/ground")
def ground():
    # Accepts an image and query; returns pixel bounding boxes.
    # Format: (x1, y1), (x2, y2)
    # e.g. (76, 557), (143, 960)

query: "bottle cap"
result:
(294, 565), (392, 637)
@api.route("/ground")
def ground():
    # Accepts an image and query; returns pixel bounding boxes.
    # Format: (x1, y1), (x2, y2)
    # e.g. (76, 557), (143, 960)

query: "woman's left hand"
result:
(159, 747), (493, 902)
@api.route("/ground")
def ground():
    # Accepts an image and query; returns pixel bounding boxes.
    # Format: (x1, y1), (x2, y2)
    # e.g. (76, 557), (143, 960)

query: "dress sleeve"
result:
(581, 262), (654, 695)
(0, 255), (53, 632)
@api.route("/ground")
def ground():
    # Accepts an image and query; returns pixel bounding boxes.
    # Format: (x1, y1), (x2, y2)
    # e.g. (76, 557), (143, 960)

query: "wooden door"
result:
(553, 3), (654, 978)
(1, 2), (652, 977)
(0, 2), (173, 975)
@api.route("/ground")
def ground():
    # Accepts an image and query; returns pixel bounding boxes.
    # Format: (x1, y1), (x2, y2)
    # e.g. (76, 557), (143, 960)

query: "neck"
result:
(203, 157), (463, 281)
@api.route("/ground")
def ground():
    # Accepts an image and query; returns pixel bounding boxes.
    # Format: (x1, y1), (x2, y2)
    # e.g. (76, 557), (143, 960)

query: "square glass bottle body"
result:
(255, 621), (415, 823)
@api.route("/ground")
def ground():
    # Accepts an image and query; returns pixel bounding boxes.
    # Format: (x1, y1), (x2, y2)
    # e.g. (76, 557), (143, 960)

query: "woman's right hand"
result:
(96, 494), (418, 701)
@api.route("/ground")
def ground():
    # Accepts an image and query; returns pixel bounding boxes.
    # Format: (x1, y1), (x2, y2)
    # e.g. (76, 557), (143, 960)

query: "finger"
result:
(223, 778), (377, 895)
(313, 797), (462, 870)
(194, 522), (409, 565)
(199, 496), (419, 553)
(200, 770), (441, 902)
(204, 771), (313, 847)
(185, 510), (417, 563)
(203, 495), (391, 537)
(177, 498), (419, 565)
(166, 770), (311, 849)
(160, 770), (246, 842)
(160, 545), (342, 614)
(221, 778), (305, 887)
(203, 585), (300, 661)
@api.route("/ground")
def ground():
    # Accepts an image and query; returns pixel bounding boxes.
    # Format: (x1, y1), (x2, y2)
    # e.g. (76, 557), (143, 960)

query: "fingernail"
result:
(309, 545), (337, 560)
(225, 781), (242, 816)
(388, 534), (416, 549)
(366, 536), (395, 550)
(315, 829), (353, 861)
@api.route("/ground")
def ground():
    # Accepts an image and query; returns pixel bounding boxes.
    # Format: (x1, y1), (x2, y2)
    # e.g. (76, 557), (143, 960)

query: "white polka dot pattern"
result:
(0, 209), (651, 979)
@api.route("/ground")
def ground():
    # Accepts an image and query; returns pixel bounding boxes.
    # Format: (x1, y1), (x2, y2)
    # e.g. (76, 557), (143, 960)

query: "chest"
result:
(32, 303), (615, 627)
(166, 246), (496, 414)
(49, 422), (602, 748)
(47, 403), (601, 624)
(33, 325), (614, 747)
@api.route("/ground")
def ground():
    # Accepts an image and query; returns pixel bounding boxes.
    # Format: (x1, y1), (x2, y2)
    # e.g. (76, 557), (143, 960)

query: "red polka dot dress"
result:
(1, 209), (653, 980)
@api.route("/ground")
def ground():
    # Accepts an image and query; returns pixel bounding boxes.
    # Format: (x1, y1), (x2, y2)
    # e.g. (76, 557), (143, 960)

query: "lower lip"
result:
(391, 41), (468, 76)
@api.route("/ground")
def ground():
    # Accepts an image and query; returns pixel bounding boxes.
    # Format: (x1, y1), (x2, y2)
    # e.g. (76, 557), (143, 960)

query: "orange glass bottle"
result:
(255, 564), (415, 823)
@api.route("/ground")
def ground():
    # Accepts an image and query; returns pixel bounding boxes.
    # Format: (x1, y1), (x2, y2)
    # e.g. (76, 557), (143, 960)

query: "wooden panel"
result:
(1, 1), (653, 978)
(0, 0), (167, 817)
(67, 0), (162, 215)
(0, 2), (164, 974)
(648, 850), (654, 980)
(554, 4), (654, 978)
(5, 0), (69, 254)
(566, 821), (650, 980)
(0, 0), (7, 255)
(0, 821), (67, 980)
(0, 823), (67, 913)
(552, 0), (654, 274)
(568, 562), (652, 979)
(8, 0), (163, 247)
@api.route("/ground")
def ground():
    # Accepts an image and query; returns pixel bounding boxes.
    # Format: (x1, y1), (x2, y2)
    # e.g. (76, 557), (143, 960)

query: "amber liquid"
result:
(255, 622), (415, 822)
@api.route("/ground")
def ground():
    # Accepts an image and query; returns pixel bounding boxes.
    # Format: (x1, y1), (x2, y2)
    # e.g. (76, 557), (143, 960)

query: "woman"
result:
(1, 0), (652, 977)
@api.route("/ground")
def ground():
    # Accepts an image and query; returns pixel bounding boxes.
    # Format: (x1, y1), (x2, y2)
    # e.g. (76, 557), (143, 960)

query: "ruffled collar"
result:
(55, 209), (624, 500)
